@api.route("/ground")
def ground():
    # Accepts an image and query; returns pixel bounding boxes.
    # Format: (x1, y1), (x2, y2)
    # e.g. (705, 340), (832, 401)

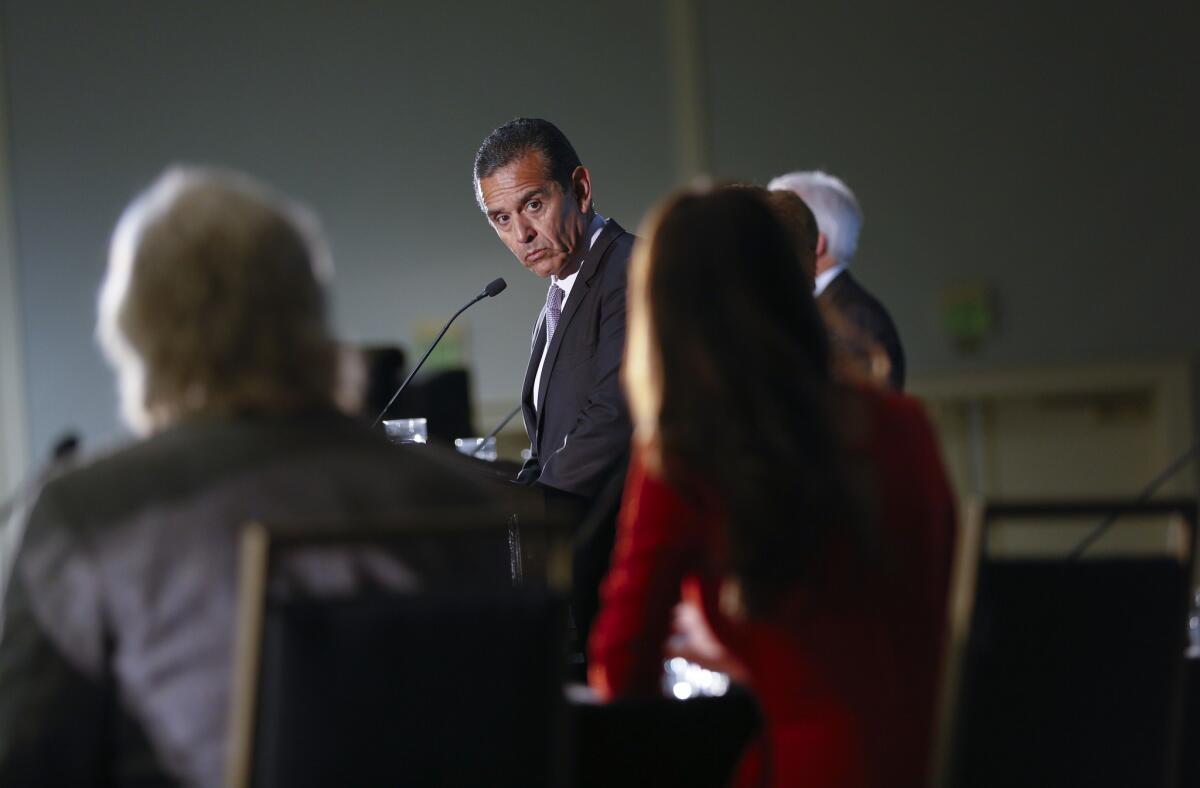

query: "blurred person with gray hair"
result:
(0, 166), (496, 786)
(769, 170), (906, 389)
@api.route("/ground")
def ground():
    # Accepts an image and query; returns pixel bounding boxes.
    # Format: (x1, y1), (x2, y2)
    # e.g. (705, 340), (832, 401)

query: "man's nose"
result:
(513, 215), (536, 244)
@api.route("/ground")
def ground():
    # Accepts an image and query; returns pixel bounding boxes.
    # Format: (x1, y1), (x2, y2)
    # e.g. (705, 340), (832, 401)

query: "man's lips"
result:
(524, 249), (550, 264)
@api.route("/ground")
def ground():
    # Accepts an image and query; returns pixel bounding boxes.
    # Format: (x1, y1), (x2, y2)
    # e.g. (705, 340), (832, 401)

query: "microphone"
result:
(0, 431), (82, 524)
(371, 278), (507, 428)
(1067, 439), (1198, 559)
(482, 277), (507, 298)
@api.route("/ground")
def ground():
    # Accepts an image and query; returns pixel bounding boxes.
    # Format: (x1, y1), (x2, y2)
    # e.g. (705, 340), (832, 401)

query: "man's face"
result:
(479, 150), (592, 279)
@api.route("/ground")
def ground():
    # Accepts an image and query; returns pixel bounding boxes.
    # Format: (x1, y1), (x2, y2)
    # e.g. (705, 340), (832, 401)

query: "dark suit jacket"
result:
(517, 219), (634, 501)
(0, 409), (501, 787)
(820, 269), (906, 389)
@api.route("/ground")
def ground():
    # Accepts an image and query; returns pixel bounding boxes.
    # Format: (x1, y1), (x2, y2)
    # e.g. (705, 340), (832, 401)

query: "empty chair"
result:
(951, 558), (1189, 788)
(227, 517), (570, 788)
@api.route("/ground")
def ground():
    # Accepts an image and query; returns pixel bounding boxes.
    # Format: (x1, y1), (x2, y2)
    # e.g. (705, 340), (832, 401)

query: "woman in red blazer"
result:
(588, 186), (956, 788)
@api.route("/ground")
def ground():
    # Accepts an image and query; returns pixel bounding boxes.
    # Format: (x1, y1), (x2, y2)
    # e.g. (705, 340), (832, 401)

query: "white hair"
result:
(97, 165), (337, 435)
(767, 170), (862, 265)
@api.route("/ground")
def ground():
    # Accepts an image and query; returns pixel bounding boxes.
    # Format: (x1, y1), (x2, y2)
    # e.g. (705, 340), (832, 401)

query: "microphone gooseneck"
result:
(1067, 440), (1198, 560)
(471, 403), (523, 458)
(371, 277), (508, 428)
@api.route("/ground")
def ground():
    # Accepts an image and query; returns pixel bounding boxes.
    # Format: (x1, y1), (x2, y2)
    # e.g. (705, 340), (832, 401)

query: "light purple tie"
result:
(544, 283), (564, 346)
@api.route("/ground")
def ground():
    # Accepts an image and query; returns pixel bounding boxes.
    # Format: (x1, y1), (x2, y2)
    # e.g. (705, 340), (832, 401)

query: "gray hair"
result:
(767, 170), (862, 265)
(97, 166), (337, 434)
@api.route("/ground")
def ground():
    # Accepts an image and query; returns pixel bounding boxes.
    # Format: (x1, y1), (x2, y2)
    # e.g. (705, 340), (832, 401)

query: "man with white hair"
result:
(0, 166), (498, 785)
(769, 170), (906, 389)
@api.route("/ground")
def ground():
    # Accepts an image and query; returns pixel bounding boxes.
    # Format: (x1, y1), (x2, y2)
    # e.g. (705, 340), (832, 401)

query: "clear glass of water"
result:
(662, 657), (731, 700)
(454, 436), (497, 461)
(383, 418), (428, 445)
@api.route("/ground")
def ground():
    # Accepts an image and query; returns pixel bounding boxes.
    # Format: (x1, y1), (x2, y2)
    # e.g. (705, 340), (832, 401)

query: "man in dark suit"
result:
(473, 118), (633, 501)
(769, 170), (906, 389)
(474, 118), (633, 647)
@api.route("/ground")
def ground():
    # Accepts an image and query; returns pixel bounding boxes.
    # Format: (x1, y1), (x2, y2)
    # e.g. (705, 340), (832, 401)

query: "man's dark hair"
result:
(473, 118), (582, 210)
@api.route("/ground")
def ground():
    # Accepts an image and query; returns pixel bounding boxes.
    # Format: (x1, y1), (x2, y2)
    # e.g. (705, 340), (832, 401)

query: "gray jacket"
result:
(0, 409), (500, 786)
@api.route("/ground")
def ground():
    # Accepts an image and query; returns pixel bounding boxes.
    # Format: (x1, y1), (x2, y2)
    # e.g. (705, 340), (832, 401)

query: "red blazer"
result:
(589, 386), (956, 788)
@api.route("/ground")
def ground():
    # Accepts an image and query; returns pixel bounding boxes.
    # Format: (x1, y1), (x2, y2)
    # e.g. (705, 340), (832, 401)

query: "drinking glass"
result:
(454, 436), (497, 461)
(383, 418), (428, 445)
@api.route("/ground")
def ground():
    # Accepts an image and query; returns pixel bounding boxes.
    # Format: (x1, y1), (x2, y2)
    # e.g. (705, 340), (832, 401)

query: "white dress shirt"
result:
(533, 213), (607, 412)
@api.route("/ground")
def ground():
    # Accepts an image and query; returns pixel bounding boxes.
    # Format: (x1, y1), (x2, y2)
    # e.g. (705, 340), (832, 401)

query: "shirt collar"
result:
(552, 213), (606, 297)
(813, 263), (845, 296)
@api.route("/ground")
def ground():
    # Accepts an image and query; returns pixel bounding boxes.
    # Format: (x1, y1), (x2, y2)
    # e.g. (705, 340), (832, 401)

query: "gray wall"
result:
(3, 0), (1197, 462)
(703, 1), (1200, 371)
(2, 0), (677, 459)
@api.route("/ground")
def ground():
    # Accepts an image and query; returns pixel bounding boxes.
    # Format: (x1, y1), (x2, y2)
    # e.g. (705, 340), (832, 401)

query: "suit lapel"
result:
(534, 220), (623, 431)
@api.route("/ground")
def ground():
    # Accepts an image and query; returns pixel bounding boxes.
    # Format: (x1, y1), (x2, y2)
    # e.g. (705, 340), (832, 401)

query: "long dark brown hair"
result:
(626, 185), (860, 616)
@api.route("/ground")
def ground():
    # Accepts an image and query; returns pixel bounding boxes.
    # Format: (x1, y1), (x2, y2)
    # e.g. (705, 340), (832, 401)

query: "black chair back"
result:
(253, 591), (566, 787)
(228, 514), (570, 788)
(953, 558), (1189, 788)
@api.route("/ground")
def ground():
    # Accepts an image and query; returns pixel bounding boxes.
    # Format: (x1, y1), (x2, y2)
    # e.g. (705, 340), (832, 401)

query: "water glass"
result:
(454, 436), (497, 461)
(662, 657), (731, 700)
(383, 418), (428, 445)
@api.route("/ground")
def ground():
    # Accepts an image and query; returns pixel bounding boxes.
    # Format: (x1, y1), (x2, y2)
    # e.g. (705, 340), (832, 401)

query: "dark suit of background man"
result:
(473, 118), (633, 646)
(770, 170), (906, 389)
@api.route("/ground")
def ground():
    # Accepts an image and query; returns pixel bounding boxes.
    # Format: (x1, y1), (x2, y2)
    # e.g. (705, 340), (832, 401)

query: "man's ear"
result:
(571, 165), (593, 214)
(815, 232), (829, 259)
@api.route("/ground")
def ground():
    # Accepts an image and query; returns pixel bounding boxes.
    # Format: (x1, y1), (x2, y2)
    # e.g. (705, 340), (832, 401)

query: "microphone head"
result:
(483, 277), (507, 298)
(50, 431), (81, 463)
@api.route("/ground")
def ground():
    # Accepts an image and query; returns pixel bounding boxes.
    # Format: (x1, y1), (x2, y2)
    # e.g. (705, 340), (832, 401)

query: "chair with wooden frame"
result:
(225, 511), (571, 788)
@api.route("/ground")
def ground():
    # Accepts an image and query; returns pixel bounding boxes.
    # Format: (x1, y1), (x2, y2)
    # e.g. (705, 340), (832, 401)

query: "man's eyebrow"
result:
(487, 188), (547, 219)
(517, 187), (546, 204)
